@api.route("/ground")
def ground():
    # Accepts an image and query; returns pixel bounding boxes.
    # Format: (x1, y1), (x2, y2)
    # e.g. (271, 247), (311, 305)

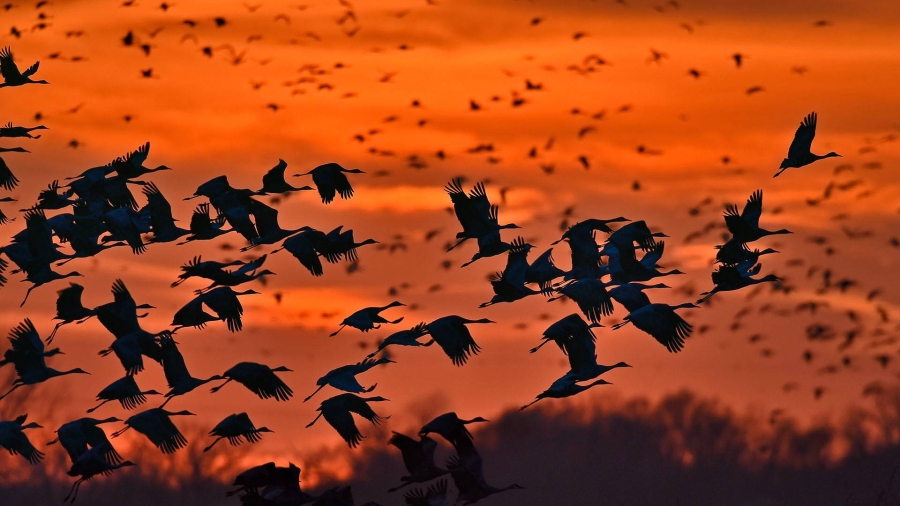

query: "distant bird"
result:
(723, 190), (792, 243)
(387, 432), (447, 492)
(304, 355), (394, 402)
(0, 414), (44, 464)
(48, 417), (123, 465)
(0, 46), (50, 87)
(775, 112), (840, 177)
(521, 374), (611, 410)
(0, 319), (90, 399)
(258, 159), (312, 194)
(612, 303), (697, 352)
(111, 408), (195, 454)
(63, 443), (134, 503)
(306, 393), (390, 447)
(331, 301), (406, 336)
(425, 316), (493, 366)
(210, 362), (293, 401)
(732, 53), (746, 68)
(204, 413), (273, 452)
(87, 375), (162, 412)
(366, 322), (434, 359)
(294, 162), (364, 203)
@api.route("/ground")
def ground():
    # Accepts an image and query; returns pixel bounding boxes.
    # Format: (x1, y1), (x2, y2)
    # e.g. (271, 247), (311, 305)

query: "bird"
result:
(210, 362), (293, 401)
(87, 375), (162, 412)
(776, 112), (840, 177)
(425, 316), (493, 366)
(111, 408), (195, 454)
(204, 412), (273, 452)
(419, 412), (489, 448)
(723, 190), (792, 243)
(304, 355), (394, 402)
(521, 374), (611, 410)
(306, 393), (390, 447)
(0, 155), (21, 190)
(529, 313), (600, 354)
(0, 122), (48, 138)
(47, 283), (96, 343)
(242, 202), (305, 250)
(715, 243), (779, 267)
(105, 142), (171, 180)
(446, 451), (524, 504)
(270, 227), (327, 276)
(258, 159), (312, 194)
(0, 319), (90, 400)
(609, 282), (670, 312)
(171, 256), (246, 287)
(444, 178), (520, 251)
(176, 203), (230, 244)
(192, 255), (273, 293)
(366, 322), (434, 359)
(142, 183), (190, 244)
(173, 287), (259, 332)
(387, 432), (448, 492)
(294, 162), (364, 203)
(331, 301), (406, 336)
(0, 414), (44, 464)
(697, 263), (780, 304)
(63, 443), (135, 503)
(157, 333), (224, 406)
(549, 278), (614, 324)
(612, 303), (697, 352)
(48, 417), (123, 465)
(403, 478), (449, 506)
(0, 46), (50, 87)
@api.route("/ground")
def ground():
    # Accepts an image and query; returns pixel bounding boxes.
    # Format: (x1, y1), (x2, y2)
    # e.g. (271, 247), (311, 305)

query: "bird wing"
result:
(261, 160), (288, 190)
(327, 371), (367, 393)
(639, 240), (665, 269)
(631, 305), (691, 353)
(21, 60), (39, 79)
(142, 182), (177, 234)
(0, 47), (23, 80)
(429, 320), (481, 366)
(249, 200), (280, 238)
(3, 427), (43, 464)
(563, 333), (597, 374)
(332, 170), (354, 199)
(111, 336), (144, 375)
(741, 190), (763, 229)
(787, 112), (816, 159)
(345, 396), (388, 424)
(284, 233), (323, 276)
(56, 283), (87, 317)
(158, 335), (192, 388)
(322, 407), (364, 447)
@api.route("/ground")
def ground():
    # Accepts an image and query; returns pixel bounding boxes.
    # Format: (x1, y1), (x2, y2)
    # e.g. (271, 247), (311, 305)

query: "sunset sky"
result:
(1, 0), (898, 502)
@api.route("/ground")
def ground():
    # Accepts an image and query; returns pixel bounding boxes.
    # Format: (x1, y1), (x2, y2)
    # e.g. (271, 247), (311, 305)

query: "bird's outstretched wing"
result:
(787, 112), (817, 160)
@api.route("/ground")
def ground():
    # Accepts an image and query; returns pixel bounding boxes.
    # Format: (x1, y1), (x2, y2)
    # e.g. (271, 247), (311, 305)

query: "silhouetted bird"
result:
(776, 112), (840, 177)
(258, 159), (312, 194)
(304, 355), (394, 402)
(419, 412), (489, 449)
(425, 316), (493, 366)
(0, 46), (50, 87)
(158, 333), (224, 406)
(387, 432), (448, 492)
(612, 303), (697, 352)
(366, 322), (434, 359)
(295, 162), (364, 203)
(87, 375), (162, 412)
(63, 443), (135, 503)
(47, 283), (96, 343)
(306, 393), (390, 447)
(0, 319), (89, 399)
(204, 412), (273, 452)
(0, 122), (47, 138)
(0, 414), (44, 464)
(446, 452), (524, 503)
(210, 362), (293, 401)
(331, 301), (406, 336)
(521, 374), (611, 410)
(111, 407), (195, 454)
(723, 190), (792, 243)
(698, 263), (780, 304)
(48, 417), (123, 465)
(549, 278), (614, 324)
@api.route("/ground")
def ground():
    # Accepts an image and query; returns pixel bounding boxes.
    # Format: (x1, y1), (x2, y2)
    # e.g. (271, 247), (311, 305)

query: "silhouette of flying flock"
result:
(0, 46), (839, 505)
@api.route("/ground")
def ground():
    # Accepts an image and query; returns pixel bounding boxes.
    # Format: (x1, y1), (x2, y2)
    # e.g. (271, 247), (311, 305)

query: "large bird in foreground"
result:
(775, 112), (840, 177)
(0, 46), (50, 87)
(306, 393), (389, 447)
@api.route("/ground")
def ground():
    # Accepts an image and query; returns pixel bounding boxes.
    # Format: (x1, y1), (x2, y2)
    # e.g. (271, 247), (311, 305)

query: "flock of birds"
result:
(0, 15), (873, 506)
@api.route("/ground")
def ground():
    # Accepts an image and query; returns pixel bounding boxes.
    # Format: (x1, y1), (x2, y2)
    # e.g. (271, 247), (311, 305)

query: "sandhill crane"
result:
(366, 323), (433, 359)
(425, 316), (493, 366)
(608, 241), (684, 284)
(242, 202), (304, 250)
(605, 220), (667, 253)
(101, 207), (145, 254)
(0, 46), (50, 87)
(0, 414), (44, 464)
(553, 217), (629, 245)
(111, 407), (195, 454)
(331, 301), (405, 336)
(204, 412), (273, 452)
(271, 227), (327, 276)
(549, 278), (614, 324)
(530, 313), (600, 354)
(715, 242), (778, 267)
(525, 248), (567, 294)
(403, 478), (448, 506)
(563, 328), (631, 381)
(724, 190), (792, 243)
(210, 362), (293, 401)
(87, 375), (162, 412)
(460, 225), (514, 268)
(176, 287), (259, 332)
(142, 183), (189, 243)
(171, 256), (245, 287)
(419, 412), (489, 449)
(47, 283), (96, 343)
(63, 443), (135, 504)
(444, 178), (519, 251)
(170, 297), (221, 331)
(306, 393), (390, 448)
(446, 452), (524, 504)
(228, 462), (315, 504)
(0, 319), (89, 400)
(775, 112), (840, 177)
(29, 180), (77, 210)
(105, 142), (171, 180)
(521, 374), (611, 410)
(176, 203), (230, 244)
(158, 333), (224, 406)
(304, 356), (394, 402)
(192, 255), (273, 293)
(698, 263), (780, 304)
(609, 283), (670, 312)
(228, 461), (277, 497)
(97, 329), (164, 376)
(294, 162), (364, 203)
(319, 227), (378, 263)
(258, 159), (312, 194)
(612, 302), (697, 352)
(88, 279), (155, 338)
(48, 417), (123, 465)
(0, 122), (47, 139)
(387, 432), (447, 492)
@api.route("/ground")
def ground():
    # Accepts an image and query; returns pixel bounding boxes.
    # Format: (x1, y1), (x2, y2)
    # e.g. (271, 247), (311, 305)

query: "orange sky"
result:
(1, 0), (899, 484)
